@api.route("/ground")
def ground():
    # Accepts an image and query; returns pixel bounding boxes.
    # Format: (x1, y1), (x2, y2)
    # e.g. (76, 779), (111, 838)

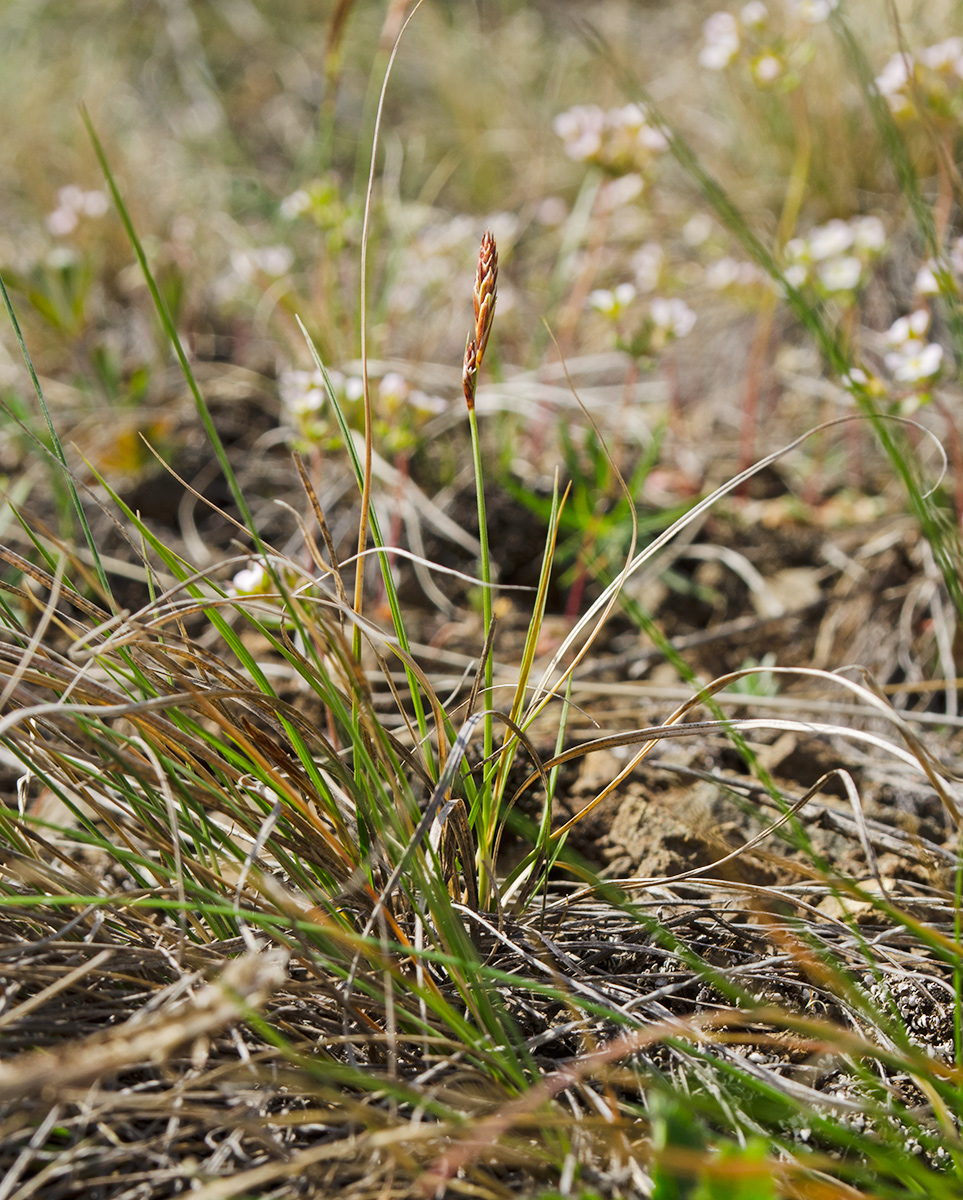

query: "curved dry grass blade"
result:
(528, 415), (948, 716)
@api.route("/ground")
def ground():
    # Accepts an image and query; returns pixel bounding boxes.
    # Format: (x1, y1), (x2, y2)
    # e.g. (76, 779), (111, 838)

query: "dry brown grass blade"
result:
(185, 1119), (457, 1200)
(0, 949), (288, 1104)
(0, 544), (109, 626)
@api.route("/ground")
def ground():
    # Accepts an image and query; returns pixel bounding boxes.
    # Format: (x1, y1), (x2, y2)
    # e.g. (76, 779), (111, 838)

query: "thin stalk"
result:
(0, 272), (110, 599)
(462, 230), (499, 906)
(352, 0), (427, 664)
(467, 403), (495, 891)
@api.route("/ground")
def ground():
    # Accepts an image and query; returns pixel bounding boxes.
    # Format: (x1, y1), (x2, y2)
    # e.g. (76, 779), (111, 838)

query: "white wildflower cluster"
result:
(553, 103), (667, 175)
(650, 297), (697, 342)
(231, 245), (294, 284)
(46, 186), (109, 237)
(589, 283), (638, 318)
(783, 215), (886, 297)
(279, 366), (445, 456)
(704, 256), (769, 292)
(785, 0), (838, 20)
(700, 1), (837, 87)
(876, 38), (963, 122)
(280, 367), (372, 450)
(700, 7), (765, 73)
(280, 367), (351, 449)
(588, 283), (695, 355)
(912, 239), (963, 298)
(370, 371), (448, 455)
(884, 309), (943, 389)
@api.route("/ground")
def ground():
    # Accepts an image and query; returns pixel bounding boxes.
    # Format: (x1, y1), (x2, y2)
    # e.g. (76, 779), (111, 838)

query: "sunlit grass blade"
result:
(0, 272), (112, 601)
(82, 108), (259, 543)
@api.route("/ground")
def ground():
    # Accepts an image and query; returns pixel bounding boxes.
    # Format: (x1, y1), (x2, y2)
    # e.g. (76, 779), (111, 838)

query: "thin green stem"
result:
(468, 404), (494, 902)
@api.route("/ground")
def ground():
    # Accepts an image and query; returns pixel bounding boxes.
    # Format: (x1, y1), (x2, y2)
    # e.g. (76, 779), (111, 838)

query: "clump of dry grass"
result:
(3, 4), (963, 1199)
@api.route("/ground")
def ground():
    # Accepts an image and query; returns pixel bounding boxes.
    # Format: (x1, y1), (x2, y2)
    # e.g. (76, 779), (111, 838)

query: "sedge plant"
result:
(5, 6), (963, 1199)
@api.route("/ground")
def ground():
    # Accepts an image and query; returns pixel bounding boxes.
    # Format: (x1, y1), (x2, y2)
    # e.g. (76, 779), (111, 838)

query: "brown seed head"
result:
(464, 230), (497, 410)
(462, 335), (478, 410)
(472, 230), (498, 368)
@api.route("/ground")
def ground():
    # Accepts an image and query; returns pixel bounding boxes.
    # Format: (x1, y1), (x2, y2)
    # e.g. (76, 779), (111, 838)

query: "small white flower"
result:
(915, 261), (940, 294)
(57, 185), (86, 211)
(81, 190), (108, 217)
(919, 38), (963, 73)
(232, 245), (294, 282)
(851, 215), (886, 254)
(280, 189), (311, 219)
(554, 105), (606, 161)
(700, 40), (739, 69)
(808, 219), (854, 260)
(704, 10), (739, 40)
(637, 124), (669, 153)
(379, 372), (410, 406)
(279, 367), (331, 422)
(752, 53), (784, 84)
(650, 296), (697, 338)
(256, 246), (294, 276)
(915, 259), (956, 295)
(555, 103), (665, 171)
(817, 255), (863, 293)
(706, 257), (767, 290)
(886, 309), (930, 347)
(45, 247), (78, 270)
(887, 340), (943, 384)
(740, 1), (768, 29)
(46, 208), (78, 236)
(784, 237), (810, 264)
(344, 376), (365, 402)
(787, 0), (838, 22)
(590, 283), (636, 317)
(287, 389), (325, 419)
(842, 366), (868, 389)
(589, 288), (617, 314)
(230, 560), (271, 596)
(706, 258), (739, 289)
(615, 103), (647, 132)
(683, 214), (713, 246)
(783, 263), (809, 288)
(876, 53), (910, 96)
(700, 11), (740, 69)
(875, 53), (913, 115)
(613, 281), (637, 306)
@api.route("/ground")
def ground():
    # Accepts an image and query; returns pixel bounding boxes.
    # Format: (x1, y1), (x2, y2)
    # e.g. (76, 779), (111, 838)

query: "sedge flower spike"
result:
(463, 229), (498, 409)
